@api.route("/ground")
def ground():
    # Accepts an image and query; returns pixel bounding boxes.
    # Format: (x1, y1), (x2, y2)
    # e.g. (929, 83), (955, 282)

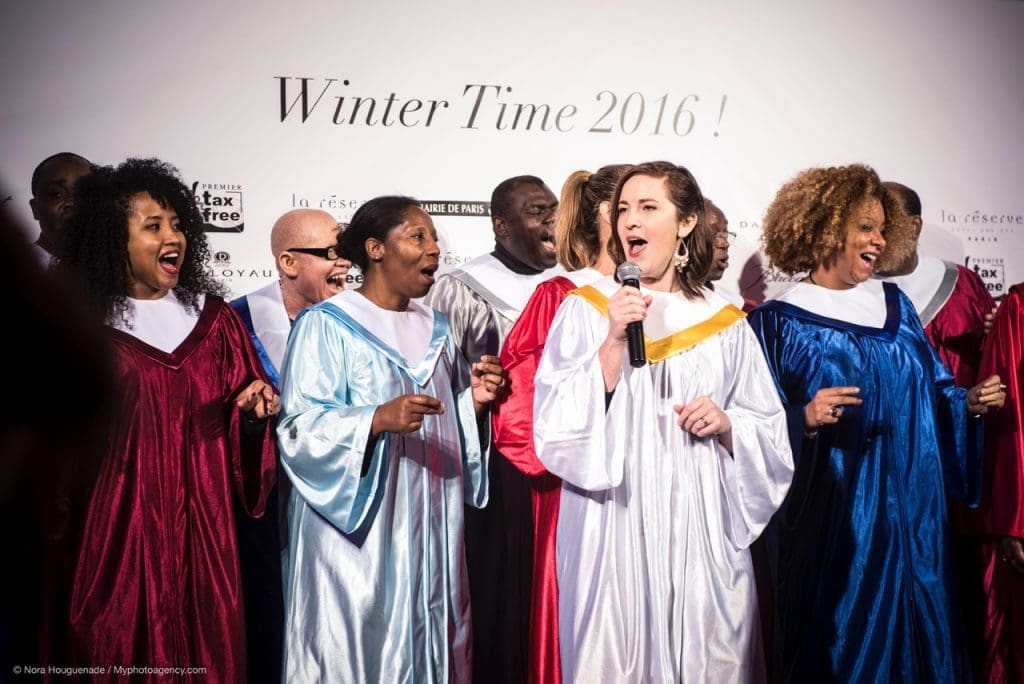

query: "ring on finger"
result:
(828, 406), (839, 418)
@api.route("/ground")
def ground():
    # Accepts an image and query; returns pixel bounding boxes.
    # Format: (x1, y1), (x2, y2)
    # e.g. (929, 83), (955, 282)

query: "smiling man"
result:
(426, 174), (561, 683)
(229, 207), (351, 684)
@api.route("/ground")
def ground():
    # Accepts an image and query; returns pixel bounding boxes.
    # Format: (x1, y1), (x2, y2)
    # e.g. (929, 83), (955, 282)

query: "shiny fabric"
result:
(276, 296), (488, 683)
(69, 296), (278, 683)
(230, 283), (289, 684)
(493, 274), (582, 684)
(426, 258), (556, 683)
(230, 280), (291, 386)
(747, 281), (983, 683)
(535, 278), (794, 683)
(964, 283), (1024, 681)
(924, 265), (995, 388)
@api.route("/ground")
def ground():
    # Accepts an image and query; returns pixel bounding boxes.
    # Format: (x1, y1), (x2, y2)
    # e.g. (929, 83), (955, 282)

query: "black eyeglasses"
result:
(288, 246), (340, 260)
(713, 231), (737, 247)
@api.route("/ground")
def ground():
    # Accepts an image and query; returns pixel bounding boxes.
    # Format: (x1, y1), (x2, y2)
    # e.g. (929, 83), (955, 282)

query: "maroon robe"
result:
(924, 264), (995, 388)
(961, 284), (1024, 682)
(492, 275), (575, 684)
(69, 296), (277, 682)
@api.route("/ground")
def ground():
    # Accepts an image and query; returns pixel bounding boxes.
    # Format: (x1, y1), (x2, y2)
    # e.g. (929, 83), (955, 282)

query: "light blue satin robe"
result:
(276, 296), (488, 683)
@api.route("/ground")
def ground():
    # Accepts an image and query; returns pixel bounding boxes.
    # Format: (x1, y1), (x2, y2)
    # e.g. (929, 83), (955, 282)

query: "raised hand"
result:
(605, 285), (651, 344)
(372, 394), (444, 435)
(472, 355), (505, 410)
(983, 304), (998, 336)
(967, 374), (1006, 415)
(803, 386), (862, 432)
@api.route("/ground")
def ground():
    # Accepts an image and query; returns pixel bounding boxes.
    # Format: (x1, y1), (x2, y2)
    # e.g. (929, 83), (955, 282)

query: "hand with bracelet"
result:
(803, 386), (863, 436)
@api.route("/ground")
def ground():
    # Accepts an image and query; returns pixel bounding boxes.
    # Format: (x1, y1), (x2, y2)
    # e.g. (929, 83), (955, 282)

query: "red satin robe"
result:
(966, 284), (1024, 682)
(492, 276), (575, 684)
(69, 296), (277, 682)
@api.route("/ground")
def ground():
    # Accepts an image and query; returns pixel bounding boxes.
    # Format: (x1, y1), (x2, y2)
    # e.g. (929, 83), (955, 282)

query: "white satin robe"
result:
(534, 278), (794, 683)
(276, 291), (488, 683)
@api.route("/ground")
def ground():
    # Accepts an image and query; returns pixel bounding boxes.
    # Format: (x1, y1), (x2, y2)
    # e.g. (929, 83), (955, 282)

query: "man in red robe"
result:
(967, 283), (1024, 682)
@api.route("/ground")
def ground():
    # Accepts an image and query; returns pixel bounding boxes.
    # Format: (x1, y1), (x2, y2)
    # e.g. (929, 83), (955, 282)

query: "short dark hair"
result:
(31, 152), (92, 196)
(882, 181), (922, 217)
(338, 195), (422, 271)
(490, 175), (546, 219)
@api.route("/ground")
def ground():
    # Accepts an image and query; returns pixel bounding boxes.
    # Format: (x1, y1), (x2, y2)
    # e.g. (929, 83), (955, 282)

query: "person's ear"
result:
(911, 215), (923, 240)
(366, 237), (385, 263)
(278, 251), (299, 278)
(677, 213), (698, 239)
(29, 197), (40, 221)
(492, 216), (508, 239)
(598, 201), (611, 225)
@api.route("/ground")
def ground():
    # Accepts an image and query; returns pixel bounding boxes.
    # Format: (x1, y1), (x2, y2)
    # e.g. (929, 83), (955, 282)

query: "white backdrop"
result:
(2, 0), (1021, 301)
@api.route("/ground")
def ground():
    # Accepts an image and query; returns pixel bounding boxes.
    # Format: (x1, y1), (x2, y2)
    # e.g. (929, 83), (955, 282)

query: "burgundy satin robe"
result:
(924, 264), (995, 388)
(69, 296), (277, 682)
(962, 284), (1024, 682)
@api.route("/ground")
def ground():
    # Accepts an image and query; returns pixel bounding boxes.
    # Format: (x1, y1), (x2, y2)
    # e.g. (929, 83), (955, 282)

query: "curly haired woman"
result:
(56, 158), (279, 681)
(747, 163), (1005, 682)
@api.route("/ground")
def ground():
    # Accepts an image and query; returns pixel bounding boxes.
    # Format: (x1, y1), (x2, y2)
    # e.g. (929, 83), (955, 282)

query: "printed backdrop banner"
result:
(1, 0), (1021, 300)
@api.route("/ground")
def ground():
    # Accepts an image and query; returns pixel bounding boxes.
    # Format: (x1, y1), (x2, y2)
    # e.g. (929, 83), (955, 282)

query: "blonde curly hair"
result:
(761, 164), (915, 275)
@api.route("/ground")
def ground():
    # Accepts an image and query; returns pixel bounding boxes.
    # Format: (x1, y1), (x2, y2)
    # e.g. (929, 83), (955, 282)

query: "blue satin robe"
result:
(276, 298), (488, 683)
(747, 282), (982, 682)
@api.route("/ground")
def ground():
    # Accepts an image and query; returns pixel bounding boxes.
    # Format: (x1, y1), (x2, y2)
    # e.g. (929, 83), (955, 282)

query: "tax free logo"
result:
(192, 182), (244, 233)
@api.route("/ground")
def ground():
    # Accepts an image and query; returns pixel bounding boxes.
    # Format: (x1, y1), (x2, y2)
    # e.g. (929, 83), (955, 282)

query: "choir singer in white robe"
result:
(534, 162), (794, 683)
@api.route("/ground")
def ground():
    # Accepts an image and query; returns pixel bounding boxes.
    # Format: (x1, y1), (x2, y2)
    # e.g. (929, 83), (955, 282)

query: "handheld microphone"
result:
(616, 261), (647, 368)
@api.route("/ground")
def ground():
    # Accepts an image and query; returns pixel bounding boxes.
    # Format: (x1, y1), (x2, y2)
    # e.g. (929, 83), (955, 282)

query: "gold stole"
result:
(569, 285), (746, 362)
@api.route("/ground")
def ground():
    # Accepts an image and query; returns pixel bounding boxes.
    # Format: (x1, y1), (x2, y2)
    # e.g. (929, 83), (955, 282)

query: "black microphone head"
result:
(617, 261), (642, 283)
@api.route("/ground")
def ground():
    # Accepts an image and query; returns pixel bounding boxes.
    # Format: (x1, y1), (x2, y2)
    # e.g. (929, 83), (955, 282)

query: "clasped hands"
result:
(235, 379), (280, 420)
(966, 374), (1005, 415)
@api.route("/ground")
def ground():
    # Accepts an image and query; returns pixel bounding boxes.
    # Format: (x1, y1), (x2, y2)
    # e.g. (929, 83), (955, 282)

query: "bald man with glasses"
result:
(229, 207), (352, 683)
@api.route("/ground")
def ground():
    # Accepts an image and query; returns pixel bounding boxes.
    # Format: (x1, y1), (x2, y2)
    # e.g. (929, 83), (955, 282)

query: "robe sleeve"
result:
(746, 307), (814, 458)
(275, 309), (389, 535)
(977, 285), (1024, 536)
(911, 288), (985, 506)
(449, 332), (490, 509)
(220, 302), (279, 518)
(493, 279), (571, 477)
(716, 320), (795, 548)
(534, 295), (628, 490)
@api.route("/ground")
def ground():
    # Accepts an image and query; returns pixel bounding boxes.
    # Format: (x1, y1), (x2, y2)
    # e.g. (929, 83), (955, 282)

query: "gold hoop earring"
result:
(673, 241), (690, 272)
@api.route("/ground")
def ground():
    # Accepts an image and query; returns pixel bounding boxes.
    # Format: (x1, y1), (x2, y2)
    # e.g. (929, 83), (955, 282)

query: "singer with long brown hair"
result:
(533, 161), (794, 682)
